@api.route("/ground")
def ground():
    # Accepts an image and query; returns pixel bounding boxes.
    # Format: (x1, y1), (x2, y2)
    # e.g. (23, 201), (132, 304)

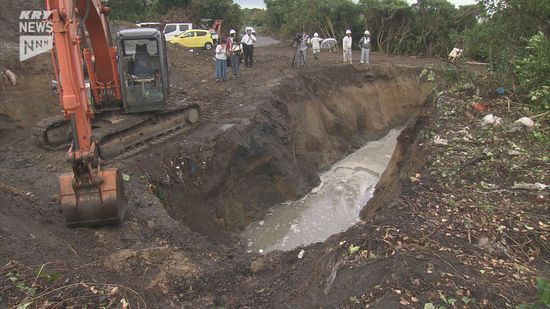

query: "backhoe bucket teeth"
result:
(59, 168), (126, 227)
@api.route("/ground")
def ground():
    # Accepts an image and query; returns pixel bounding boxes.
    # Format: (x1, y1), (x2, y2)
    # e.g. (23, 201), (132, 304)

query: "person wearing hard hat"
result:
(359, 30), (371, 64)
(310, 32), (323, 60)
(342, 29), (353, 64)
(226, 29), (236, 68)
(241, 27), (257, 68)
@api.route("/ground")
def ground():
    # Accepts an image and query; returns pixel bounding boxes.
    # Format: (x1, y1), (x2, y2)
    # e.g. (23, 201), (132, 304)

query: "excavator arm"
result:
(47, 0), (126, 226)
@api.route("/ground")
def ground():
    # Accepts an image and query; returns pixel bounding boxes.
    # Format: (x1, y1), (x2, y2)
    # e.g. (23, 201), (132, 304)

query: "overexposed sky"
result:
(235, 0), (478, 9)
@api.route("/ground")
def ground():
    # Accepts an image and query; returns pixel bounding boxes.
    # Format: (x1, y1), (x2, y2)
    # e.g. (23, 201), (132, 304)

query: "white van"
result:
(163, 23), (193, 41)
(136, 22), (163, 31)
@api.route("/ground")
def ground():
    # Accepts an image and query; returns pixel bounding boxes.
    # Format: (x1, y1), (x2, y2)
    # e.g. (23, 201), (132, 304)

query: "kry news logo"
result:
(19, 10), (53, 62)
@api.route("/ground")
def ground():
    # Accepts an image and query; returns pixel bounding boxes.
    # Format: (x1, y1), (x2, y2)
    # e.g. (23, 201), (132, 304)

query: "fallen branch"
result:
(324, 259), (342, 295)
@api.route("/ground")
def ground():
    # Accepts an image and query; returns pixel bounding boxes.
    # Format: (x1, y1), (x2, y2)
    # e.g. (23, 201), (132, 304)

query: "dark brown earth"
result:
(1, 18), (549, 309)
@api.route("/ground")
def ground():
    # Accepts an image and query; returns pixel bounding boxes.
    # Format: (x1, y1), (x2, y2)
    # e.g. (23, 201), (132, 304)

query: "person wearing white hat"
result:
(226, 29), (236, 69)
(359, 30), (371, 64)
(342, 29), (353, 64)
(241, 27), (257, 68)
(310, 32), (323, 60)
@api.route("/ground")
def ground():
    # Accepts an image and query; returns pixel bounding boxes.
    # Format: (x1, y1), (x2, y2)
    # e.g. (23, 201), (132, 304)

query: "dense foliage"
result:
(514, 32), (550, 110)
(108, 0), (242, 33)
(263, 0), (549, 108)
(241, 8), (267, 33)
(264, 0), (482, 57)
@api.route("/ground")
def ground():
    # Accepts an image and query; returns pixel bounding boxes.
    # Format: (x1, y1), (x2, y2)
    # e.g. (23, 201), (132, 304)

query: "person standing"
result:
(298, 31), (310, 67)
(342, 29), (352, 64)
(231, 37), (242, 79)
(359, 30), (371, 64)
(310, 32), (323, 59)
(226, 29), (236, 68)
(215, 38), (228, 81)
(241, 27), (257, 67)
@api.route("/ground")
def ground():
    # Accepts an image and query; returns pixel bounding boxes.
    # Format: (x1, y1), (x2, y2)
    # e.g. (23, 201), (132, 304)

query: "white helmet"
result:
(345, 29), (351, 34)
(314, 32), (319, 37)
(364, 30), (370, 35)
(230, 29), (236, 34)
(246, 26), (252, 31)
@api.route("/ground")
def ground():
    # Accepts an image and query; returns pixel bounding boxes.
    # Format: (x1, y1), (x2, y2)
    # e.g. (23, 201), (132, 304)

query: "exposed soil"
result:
(1, 16), (549, 309)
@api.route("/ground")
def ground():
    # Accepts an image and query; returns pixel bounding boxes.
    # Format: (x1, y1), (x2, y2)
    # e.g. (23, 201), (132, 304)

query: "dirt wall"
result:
(157, 65), (428, 242)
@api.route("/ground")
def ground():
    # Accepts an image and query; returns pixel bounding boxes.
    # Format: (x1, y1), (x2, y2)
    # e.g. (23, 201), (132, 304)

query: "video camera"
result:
(294, 33), (303, 43)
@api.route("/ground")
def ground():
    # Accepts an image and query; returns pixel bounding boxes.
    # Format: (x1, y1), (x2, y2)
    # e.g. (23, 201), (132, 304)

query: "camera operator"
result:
(296, 31), (310, 67)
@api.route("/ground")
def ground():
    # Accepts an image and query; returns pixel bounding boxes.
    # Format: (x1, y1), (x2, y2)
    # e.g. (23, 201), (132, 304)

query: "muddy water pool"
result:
(241, 128), (403, 253)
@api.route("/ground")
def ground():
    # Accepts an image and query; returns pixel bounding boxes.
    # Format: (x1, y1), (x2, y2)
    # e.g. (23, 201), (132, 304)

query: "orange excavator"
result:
(46, 0), (199, 226)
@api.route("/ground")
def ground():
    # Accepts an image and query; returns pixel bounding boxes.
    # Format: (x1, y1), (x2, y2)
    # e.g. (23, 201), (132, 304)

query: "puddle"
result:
(240, 128), (403, 253)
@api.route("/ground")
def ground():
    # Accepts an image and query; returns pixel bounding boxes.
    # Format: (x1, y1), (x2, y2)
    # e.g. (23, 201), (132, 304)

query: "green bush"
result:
(515, 32), (550, 110)
(518, 277), (550, 309)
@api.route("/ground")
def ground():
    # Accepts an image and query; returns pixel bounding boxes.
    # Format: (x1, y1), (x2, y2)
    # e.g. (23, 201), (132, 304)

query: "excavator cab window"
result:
(122, 39), (159, 79)
(132, 43), (154, 77)
(119, 37), (165, 110)
(117, 29), (169, 113)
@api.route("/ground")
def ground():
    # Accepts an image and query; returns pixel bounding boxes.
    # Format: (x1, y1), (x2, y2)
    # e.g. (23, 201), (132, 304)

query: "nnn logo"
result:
(19, 10), (53, 62)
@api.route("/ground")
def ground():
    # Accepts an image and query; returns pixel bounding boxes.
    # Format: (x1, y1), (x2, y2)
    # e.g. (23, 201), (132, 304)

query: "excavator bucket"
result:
(59, 168), (126, 227)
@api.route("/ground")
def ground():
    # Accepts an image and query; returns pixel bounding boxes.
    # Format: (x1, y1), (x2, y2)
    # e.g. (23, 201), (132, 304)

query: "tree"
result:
(108, 0), (151, 22)
(189, 0), (242, 33)
(412, 0), (458, 56)
(361, 0), (414, 54)
(265, 0), (363, 40)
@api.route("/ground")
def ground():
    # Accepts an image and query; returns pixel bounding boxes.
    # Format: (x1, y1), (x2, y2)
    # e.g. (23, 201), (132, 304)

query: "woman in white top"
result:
(215, 39), (228, 81)
(230, 37), (243, 79)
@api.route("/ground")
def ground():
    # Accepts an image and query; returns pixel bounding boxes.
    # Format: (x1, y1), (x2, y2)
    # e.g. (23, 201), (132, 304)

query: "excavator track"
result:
(33, 104), (200, 160)
(33, 114), (71, 150)
(98, 104), (200, 160)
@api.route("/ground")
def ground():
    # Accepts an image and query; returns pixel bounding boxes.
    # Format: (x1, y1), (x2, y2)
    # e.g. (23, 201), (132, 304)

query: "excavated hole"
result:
(158, 66), (430, 247)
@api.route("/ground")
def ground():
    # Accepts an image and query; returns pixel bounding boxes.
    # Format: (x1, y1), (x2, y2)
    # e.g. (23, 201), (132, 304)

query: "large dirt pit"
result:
(154, 66), (428, 245)
(2, 41), (545, 308)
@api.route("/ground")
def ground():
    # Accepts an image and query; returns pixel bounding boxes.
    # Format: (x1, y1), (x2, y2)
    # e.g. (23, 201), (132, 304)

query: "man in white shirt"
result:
(241, 27), (257, 68)
(359, 30), (371, 64)
(342, 29), (352, 64)
(310, 32), (323, 59)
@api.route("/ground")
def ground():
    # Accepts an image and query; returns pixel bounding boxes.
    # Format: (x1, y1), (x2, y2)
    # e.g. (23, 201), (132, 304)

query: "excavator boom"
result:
(47, 0), (125, 226)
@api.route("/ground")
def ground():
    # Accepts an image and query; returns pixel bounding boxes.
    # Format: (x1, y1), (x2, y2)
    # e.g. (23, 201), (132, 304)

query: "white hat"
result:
(314, 32), (319, 37)
(345, 29), (351, 34)
(230, 29), (236, 34)
(364, 30), (370, 35)
(246, 26), (252, 31)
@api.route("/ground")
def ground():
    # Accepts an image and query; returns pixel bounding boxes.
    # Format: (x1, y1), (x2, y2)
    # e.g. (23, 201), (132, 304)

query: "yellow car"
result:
(169, 29), (214, 50)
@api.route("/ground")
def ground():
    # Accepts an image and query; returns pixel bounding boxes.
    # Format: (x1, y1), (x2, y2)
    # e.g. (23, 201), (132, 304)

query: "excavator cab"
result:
(117, 28), (170, 113)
